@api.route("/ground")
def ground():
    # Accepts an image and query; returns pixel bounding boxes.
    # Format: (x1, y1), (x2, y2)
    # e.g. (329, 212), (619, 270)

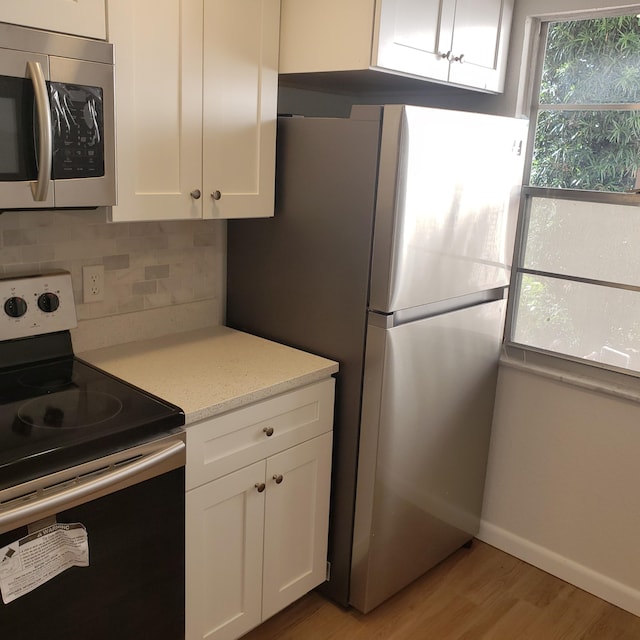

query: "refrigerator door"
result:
(350, 298), (506, 613)
(370, 105), (527, 314)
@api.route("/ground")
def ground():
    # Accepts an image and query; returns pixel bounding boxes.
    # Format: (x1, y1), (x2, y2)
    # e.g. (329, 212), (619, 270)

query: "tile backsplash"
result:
(0, 208), (224, 349)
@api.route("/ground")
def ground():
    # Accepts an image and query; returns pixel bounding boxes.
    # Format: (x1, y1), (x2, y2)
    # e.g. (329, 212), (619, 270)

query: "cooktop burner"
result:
(0, 272), (185, 489)
(18, 389), (124, 429)
(0, 355), (184, 487)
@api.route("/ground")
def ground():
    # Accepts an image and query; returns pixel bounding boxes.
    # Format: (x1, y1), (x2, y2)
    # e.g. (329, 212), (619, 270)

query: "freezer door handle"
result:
(373, 286), (508, 328)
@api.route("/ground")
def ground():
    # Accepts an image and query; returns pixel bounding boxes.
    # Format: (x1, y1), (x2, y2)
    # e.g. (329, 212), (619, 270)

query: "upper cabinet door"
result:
(447, 0), (513, 93)
(202, 0), (279, 219)
(374, 0), (512, 92)
(0, 0), (106, 40)
(373, 0), (455, 82)
(107, 0), (204, 222)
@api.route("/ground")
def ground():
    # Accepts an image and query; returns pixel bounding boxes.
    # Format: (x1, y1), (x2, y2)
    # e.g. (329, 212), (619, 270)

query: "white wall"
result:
(477, 0), (640, 617)
(480, 363), (640, 615)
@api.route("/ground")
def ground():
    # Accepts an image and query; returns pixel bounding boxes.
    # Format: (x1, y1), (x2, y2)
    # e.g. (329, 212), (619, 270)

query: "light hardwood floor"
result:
(242, 541), (640, 639)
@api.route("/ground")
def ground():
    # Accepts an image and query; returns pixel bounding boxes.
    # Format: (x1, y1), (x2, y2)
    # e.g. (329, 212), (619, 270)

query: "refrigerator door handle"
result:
(371, 286), (508, 328)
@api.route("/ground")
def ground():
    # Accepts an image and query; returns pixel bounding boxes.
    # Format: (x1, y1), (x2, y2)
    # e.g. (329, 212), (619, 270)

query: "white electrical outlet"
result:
(83, 265), (105, 303)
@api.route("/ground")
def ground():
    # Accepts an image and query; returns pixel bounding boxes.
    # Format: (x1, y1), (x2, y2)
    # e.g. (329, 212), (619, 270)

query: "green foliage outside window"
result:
(514, 15), (640, 372)
(530, 16), (640, 191)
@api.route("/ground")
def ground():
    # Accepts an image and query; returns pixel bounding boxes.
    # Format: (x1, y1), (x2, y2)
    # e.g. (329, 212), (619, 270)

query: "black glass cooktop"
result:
(0, 336), (184, 488)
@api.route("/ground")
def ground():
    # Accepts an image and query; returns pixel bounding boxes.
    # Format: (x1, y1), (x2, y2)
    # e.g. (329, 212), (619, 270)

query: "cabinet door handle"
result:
(255, 482), (266, 493)
(452, 53), (465, 63)
(272, 474), (284, 485)
(263, 426), (274, 437)
(212, 190), (222, 200)
(439, 50), (451, 60)
(190, 189), (202, 199)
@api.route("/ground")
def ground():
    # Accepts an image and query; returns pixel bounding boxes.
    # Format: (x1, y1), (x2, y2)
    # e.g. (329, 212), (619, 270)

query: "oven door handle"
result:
(0, 440), (185, 533)
(27, 60), (53, 202)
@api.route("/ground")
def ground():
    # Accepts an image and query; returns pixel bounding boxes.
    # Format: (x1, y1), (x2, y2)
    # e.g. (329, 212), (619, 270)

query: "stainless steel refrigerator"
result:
(226, 104), (527, 613)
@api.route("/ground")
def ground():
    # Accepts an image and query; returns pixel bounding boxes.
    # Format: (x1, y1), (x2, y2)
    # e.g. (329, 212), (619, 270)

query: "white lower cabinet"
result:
(262, 434), (332, 619)
(186, 461), (264, 640)
(185, 380), (335, 640)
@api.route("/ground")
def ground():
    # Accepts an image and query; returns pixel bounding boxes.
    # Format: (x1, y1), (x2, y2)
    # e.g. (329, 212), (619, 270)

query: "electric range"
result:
(0, 271), (185, 490)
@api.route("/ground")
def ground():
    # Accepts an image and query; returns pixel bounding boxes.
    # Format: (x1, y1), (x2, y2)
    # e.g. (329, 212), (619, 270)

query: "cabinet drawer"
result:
(186, 379), (335, 490)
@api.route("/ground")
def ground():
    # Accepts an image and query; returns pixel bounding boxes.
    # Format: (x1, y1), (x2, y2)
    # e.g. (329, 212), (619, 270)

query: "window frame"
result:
(505, 15), (640, 380)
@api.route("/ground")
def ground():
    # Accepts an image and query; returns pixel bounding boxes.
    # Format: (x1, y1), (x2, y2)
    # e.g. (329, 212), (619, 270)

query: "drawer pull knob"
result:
(255, 482), (266, 493)
(263, 426), (274, 437)
(273, 474), (284, 485)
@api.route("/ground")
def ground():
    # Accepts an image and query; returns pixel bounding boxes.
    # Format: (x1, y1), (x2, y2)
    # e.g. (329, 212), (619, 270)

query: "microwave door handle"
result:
(26, 61), (52, 202)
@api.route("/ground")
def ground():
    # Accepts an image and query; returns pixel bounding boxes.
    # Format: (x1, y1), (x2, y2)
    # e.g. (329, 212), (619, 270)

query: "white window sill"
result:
(500, 345), (640, 405)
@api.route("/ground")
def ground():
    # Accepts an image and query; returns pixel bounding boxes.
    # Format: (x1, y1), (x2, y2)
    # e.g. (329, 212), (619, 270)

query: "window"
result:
(508, 15), (640, 375)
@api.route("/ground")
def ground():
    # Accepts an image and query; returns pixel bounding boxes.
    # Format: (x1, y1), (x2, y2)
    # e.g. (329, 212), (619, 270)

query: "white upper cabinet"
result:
(0, 0), (106, 40)
(279, 0), (513, 93)
(279, 0), (377, 74)
(442, 0), (512, 92)
(107, 0), (279, 222)
(202, 0), (279, 219)
(374, 0), (455, 83)
(107, 0), (203, 221)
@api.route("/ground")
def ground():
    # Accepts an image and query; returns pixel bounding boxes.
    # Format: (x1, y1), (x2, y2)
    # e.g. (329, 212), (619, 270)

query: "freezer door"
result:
(369, 105), (527, 313)
(350, 299), (506, 613)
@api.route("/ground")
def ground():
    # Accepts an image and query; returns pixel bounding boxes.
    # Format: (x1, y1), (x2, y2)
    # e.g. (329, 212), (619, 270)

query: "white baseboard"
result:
(478, 520), (640, 618)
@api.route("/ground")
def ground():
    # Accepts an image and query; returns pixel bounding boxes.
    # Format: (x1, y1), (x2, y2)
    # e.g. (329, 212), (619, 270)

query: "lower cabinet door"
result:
(186, 432), (333, 639)
(262, 432), (333, 620)
(186, 460), (266, 640)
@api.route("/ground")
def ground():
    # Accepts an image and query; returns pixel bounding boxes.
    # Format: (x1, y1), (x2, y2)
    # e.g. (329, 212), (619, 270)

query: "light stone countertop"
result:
(78, 325), (339, 424)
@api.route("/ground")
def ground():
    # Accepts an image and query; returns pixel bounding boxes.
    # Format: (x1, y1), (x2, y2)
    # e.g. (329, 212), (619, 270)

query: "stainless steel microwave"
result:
(0, 23), (115, 211)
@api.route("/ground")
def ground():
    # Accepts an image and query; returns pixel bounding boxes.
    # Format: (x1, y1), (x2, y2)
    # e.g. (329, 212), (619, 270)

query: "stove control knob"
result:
(4, 296), (28, 318)
(37, 292), (60, 313)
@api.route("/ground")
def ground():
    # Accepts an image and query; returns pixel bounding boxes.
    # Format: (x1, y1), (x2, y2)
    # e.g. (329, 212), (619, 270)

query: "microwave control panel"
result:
(49, 82), (105, 179)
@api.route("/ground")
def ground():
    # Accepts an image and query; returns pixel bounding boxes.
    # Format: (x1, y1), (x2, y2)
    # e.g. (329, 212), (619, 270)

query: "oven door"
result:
(0, 48), (55, 210)
(0, 434), (185, 640)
